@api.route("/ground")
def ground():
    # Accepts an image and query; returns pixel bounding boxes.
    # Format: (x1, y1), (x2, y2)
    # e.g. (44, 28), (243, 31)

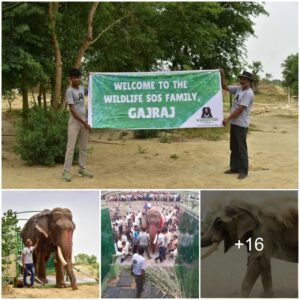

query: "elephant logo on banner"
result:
(201, 107), (213, 118)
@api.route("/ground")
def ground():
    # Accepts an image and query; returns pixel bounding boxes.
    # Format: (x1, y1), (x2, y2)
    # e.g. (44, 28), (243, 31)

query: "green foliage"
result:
(14, 105), (78, 166)
(101, 208), (115, 281)
(2, 210), (20, 278)
(3, 2), (268, 111)
(133, 129), (158, 139)
(75, 253), (99, 274)
(176, 263), (199, 298)
(75, 253), (98, 265)
(159, 132), (174, 143)
(249, 61), (263, 93)
(176, 210), (199, 297)
(170, 154), (179, 160)
(281, 53), (298, 96)
(2, 3), (49, 92)
(3, 90), (17, 112)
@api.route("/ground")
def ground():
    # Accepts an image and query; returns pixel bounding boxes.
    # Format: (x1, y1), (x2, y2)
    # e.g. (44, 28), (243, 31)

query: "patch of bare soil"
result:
(2, 284), (99, 298)
(2, 101), (297, 189)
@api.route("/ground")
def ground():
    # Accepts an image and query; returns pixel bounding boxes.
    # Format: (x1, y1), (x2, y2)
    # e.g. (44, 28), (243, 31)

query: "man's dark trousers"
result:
(230, 124), (248, 175)
(134, 274), (144, 298)
(23, 263), (35, 287)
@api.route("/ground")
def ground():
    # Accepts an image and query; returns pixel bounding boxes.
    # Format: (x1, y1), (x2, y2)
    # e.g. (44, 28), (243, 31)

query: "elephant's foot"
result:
(56, 282), (67, 288)
(71, 284), (78, 290)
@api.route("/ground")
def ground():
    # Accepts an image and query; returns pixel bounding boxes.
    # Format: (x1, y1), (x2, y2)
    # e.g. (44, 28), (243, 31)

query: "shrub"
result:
(133, 129), (158, 139)
(15, 105), (78, 166)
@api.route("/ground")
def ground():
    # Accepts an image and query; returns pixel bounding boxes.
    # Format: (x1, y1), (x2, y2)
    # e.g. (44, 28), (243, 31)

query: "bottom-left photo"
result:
(1, 190), (99, 298)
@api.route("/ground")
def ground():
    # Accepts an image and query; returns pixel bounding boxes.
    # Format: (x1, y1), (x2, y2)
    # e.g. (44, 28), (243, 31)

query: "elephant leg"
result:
(260, 257), (274, 297)
(35, 251), (48, 283)
(55, 252), (67, 288)
(241, 258), (261, 297)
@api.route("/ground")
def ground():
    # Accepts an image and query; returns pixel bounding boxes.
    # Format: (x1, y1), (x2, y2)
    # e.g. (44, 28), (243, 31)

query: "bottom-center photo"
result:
(101, 190), (199, 298)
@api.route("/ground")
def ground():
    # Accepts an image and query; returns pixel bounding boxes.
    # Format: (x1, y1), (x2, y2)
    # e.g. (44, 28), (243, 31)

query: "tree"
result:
(3, 2), (268, 110)
(249, 61), (263, 93)
(2, 3), (50, 111)
(3, 90), (17, 112)
(156, 2), (267, 76)
(75, 253), (98, 265)
(265, 73), (272, 81)
(281, 53), (298, 96)
(2, 210), (20, 282)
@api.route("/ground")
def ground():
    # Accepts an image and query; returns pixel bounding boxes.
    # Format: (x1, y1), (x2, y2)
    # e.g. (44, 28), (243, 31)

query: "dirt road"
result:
(2, 101), (297, 189)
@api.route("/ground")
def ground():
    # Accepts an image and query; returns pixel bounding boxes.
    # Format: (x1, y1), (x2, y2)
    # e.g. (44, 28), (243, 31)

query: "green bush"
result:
(133, 129), (159, 139)
(15, 105), (78, 166)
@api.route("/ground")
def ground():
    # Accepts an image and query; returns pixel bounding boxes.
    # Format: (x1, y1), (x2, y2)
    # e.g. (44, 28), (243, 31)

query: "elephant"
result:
(145, 208), (165, 253)
(201, 198), (298, 297)
(21, 208), (78, 290)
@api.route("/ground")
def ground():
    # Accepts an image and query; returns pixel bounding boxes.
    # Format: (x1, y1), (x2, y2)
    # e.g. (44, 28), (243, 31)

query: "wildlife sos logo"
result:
(197, 106), (218, 124)
(201, 107), (213, 118)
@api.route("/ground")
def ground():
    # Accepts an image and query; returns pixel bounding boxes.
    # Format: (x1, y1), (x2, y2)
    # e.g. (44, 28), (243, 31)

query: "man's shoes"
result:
(63, 171), (72, 182)
(78, 169), (93, 178)
(238, 174), (247, 180)
(224, 169), (239, 174)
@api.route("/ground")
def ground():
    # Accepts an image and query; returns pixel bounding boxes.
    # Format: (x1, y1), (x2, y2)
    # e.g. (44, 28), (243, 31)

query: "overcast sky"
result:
(2, 191), (99, 260)
(245, 1), (298, 80)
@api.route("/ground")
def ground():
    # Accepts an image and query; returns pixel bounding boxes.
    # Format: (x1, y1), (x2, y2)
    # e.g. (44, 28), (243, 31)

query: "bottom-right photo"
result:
(201, 190), (298, 298)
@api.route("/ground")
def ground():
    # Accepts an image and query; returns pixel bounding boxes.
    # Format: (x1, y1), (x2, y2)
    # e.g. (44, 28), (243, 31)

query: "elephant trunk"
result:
(58, 230), (78, 290)
(148, 223), (159, 253)
(148, 224), (158, 243)
(201, 238), (213, 247)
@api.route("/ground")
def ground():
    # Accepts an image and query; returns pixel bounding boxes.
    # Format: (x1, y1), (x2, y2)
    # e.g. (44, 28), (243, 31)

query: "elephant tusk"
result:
(201, 242), (220, 259)
(35, 224), (48, 238)
(57, 246), (67, 266)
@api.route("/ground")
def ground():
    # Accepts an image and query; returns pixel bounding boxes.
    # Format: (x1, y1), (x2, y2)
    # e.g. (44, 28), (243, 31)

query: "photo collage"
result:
(1, 1), (298, 299)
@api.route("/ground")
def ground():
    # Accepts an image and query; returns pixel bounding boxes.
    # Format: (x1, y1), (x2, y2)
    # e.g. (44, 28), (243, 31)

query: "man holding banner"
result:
(63, 68), (93, 182)
(220, 68), (254, 180)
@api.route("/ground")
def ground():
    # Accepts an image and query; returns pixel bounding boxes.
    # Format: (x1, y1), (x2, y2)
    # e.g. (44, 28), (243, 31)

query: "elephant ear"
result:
(21, 209), (51, 243)
(34, 210), (51, 238)
(222, 206), (258, 253)
(234, 207), (258, 240)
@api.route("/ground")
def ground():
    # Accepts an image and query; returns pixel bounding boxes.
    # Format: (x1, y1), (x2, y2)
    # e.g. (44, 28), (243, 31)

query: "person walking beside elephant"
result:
(220, 68), (254, 180)
(154, 229), (166, 263)
(138, 227), (152, 259)
(22, 239), (38, 288)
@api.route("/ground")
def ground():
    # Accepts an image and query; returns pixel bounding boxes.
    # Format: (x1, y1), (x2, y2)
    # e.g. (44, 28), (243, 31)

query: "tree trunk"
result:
(31, 88), (36, 104)
(38, 85), (42, 107)
(49, 2), (62, 110)
(42, 85), (47, 108)
(21, 87), (29, 119)
(22, 87), (29, 111)
(74, 3), (99, 68)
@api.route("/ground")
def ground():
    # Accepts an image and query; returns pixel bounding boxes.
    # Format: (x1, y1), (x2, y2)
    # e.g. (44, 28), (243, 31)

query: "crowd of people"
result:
(110, 202), (181, 264)
(106, 192), (182, 202)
